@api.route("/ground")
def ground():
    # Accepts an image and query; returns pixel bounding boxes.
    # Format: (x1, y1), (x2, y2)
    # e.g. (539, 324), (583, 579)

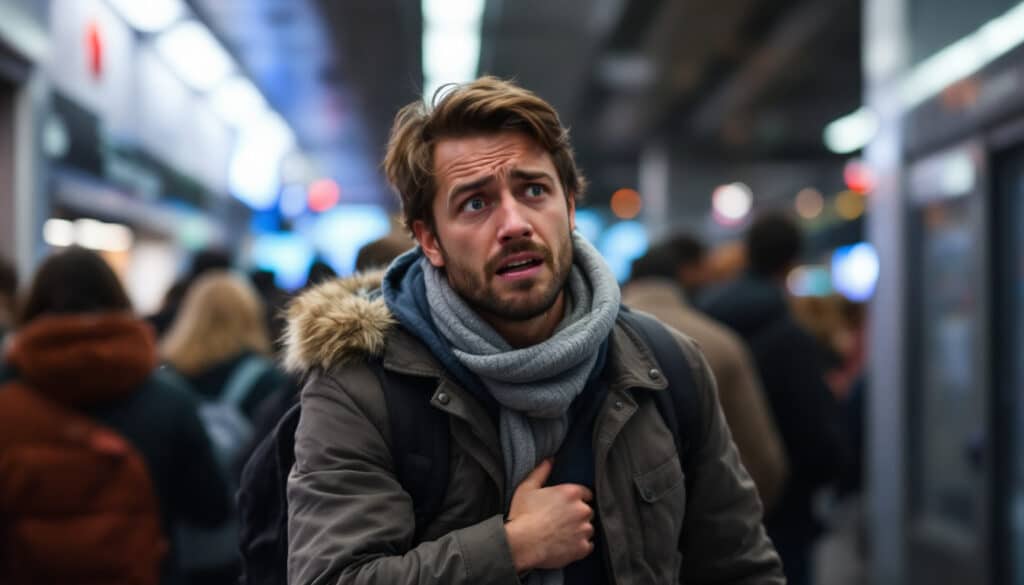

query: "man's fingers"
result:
(520, 458), (554, 490)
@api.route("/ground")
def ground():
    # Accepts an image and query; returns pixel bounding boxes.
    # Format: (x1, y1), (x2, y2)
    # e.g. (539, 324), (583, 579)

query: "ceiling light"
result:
(106, 0), (184, 33)
(899, 2), (1024, 109)
(422, 0), (485, 27)
(210, 76), (267, 128)
(421, 0), (484, 103)
(712, 183), (753, 225)
(154, 20), (234, 92)
(824, 107), (879, 154)
(43, 219), (74, 247)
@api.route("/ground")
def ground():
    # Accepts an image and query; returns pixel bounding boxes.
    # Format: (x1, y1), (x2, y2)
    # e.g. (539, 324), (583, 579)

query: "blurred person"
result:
(161, 271), (287, 464)
(148, 249), (232, 337)
(249, 268), (289, 354)
(354, 230), (414, 272)
(0, 255), (16, 347)
(160, 271), (288, 584)
(700, 212), (847, 585)
(0, 247), (231, 585)
(280, 77), (782, 585)
(623, 236), (788, 512)
(305, 258), (338, 288)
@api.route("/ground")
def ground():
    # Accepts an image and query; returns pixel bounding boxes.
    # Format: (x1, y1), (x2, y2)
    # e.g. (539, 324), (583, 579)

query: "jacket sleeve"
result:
(715, 336), (789, 513)
(287, 368), (520, 585)
(674, 333), (786, 585)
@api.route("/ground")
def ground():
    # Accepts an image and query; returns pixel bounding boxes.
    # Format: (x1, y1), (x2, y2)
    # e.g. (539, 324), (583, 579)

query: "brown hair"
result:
(18, 247), (132, 325)
(160, 271), (272, 375)
(383, 76), (586, 233)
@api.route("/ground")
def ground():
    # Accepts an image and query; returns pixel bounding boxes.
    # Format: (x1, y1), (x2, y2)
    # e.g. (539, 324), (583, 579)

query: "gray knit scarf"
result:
(423, 233), (619, 585)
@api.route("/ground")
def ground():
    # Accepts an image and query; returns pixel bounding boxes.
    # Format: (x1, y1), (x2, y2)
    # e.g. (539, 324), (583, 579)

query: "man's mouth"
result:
(495, 253), (544, 277)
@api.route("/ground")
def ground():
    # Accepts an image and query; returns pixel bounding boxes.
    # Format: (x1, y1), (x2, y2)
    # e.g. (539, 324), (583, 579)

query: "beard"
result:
(439, 233), (574, 322)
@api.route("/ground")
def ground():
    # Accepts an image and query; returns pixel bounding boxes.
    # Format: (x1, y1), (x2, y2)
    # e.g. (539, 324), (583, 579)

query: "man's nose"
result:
(495, 194), (533, 242)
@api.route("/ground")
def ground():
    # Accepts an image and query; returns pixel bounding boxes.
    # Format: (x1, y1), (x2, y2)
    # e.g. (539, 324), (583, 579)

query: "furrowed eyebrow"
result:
(510, 169), (555, 183)
(448, 175), (495, 204)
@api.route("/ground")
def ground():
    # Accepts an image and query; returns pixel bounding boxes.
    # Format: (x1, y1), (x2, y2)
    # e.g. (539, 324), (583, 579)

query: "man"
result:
(623, 236), (788, 511)
(699, 213), (846, 585)
(284, 77), (783, 585)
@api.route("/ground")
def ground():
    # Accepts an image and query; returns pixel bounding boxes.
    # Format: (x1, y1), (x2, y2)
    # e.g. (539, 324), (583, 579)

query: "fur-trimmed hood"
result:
(282, 271), (394, 373)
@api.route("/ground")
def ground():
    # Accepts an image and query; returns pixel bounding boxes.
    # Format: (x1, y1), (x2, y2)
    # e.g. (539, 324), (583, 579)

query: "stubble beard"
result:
(440, 233), (574, 322)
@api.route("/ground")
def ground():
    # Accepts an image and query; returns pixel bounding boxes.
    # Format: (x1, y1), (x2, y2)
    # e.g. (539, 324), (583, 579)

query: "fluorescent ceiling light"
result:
(154, 20), (234, 92)
(106, 0), (184, 33)
(422, 0), (485, 27)
(43, 219), (74, 247)
(210, 76), (267, 128)
(73, 219), (134, 252)
(423, 29), (481, 82)
(824, 107), (879, 154)
(421, 0), (484, 103)
(899, 1), (1024, 109)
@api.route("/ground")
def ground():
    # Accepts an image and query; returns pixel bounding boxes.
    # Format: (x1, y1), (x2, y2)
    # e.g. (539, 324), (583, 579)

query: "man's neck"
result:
(482, 291), (567, 348)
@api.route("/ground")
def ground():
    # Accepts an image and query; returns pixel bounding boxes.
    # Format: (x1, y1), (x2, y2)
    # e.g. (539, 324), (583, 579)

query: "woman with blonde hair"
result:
(161, 271), (286, 421)
(160, 271), (287, 585)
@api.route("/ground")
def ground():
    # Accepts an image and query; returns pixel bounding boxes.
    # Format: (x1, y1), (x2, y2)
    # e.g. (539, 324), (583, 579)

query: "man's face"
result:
(413, 131), (576, 322)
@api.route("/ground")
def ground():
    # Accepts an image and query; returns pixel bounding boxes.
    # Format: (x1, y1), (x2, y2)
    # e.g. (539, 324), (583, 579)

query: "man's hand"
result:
(504, 459), (595, 572)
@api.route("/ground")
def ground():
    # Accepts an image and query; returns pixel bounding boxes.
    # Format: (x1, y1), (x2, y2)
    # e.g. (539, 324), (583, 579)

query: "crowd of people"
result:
(0, 78), (865, 585)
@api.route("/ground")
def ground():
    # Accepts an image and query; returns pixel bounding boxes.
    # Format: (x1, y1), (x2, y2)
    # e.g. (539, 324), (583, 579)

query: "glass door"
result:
(906, 143), (990, 585)
(993, 142), (1024, 585)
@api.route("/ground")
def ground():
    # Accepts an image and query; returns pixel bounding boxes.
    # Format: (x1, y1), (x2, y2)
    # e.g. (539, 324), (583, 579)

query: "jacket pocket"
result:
(632, 454), (686, 584)
(633, 455), (685, 503)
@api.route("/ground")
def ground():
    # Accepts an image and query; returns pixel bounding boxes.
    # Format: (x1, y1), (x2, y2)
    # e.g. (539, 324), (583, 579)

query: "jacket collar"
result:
(381, 316), (668, 394)
(285, 271), (668, 394)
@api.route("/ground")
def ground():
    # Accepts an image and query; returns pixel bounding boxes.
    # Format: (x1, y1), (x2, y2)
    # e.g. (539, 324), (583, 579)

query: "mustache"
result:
(485, 241), (553, 274)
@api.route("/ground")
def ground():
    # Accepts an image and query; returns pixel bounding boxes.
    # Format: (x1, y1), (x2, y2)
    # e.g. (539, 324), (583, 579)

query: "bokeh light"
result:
(795, 187), (825, 219)
(610, 188), (642, 219)
(712, 182), (753, 225)
(835, 189), (866, 220)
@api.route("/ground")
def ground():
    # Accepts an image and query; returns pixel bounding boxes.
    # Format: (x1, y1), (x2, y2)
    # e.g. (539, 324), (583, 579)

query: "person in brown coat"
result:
(0, 247), (231, 585)
(285, 77), (783, 585)
(623, 236), (789, 511)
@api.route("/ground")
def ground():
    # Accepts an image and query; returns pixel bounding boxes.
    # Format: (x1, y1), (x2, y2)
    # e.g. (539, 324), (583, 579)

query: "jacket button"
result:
(436, 392), (451, 405)
(648, 368), (662, 380)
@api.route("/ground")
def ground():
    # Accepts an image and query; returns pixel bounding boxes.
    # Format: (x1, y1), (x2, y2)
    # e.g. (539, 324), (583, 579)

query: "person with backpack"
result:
(0, 247), (231, 585)
(273, 77), (783, 585)
(160, 270), (288, 584)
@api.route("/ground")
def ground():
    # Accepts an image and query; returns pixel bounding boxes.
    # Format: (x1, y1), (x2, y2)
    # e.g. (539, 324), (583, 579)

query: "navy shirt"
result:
(548, 342), (610, 585)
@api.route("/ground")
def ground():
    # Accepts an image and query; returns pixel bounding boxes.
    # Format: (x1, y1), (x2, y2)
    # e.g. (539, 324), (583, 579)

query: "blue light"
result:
(311, 205), (391, 274)
(598, 221), (649, 283)
(831, 242), (879, 301)
(229, 135), (287, 210)
(573, 208), (605, 245)
(251, 232), (315, 291)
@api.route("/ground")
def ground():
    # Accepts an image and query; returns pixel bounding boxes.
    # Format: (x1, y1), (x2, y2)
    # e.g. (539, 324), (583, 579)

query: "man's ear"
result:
(412, 220), (445, 267)
(568, 194), (576, 233)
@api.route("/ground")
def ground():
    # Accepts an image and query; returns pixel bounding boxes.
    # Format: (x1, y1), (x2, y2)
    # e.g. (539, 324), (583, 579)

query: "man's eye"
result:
(525, 184), (545, 197)
(462, 197), (487, 212)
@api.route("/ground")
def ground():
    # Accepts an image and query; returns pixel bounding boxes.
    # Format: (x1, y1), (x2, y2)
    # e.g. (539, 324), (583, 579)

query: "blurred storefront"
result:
(864, 1), (1024, 584)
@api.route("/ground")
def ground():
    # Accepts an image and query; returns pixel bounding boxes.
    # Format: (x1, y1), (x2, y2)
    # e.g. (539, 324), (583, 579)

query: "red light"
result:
(86, 20), (103, 80)
(308, 179), (340, 212)
(843, 160), (875, 195)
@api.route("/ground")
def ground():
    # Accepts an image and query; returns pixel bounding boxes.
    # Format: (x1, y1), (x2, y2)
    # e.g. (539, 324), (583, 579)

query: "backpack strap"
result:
(367, 360), (450, 542)
(618, 309), (702, 493)
(222, 356), (272, 407)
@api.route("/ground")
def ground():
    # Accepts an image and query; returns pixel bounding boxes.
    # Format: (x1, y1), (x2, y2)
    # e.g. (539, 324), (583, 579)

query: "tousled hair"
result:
(383, 77), (586, 233)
